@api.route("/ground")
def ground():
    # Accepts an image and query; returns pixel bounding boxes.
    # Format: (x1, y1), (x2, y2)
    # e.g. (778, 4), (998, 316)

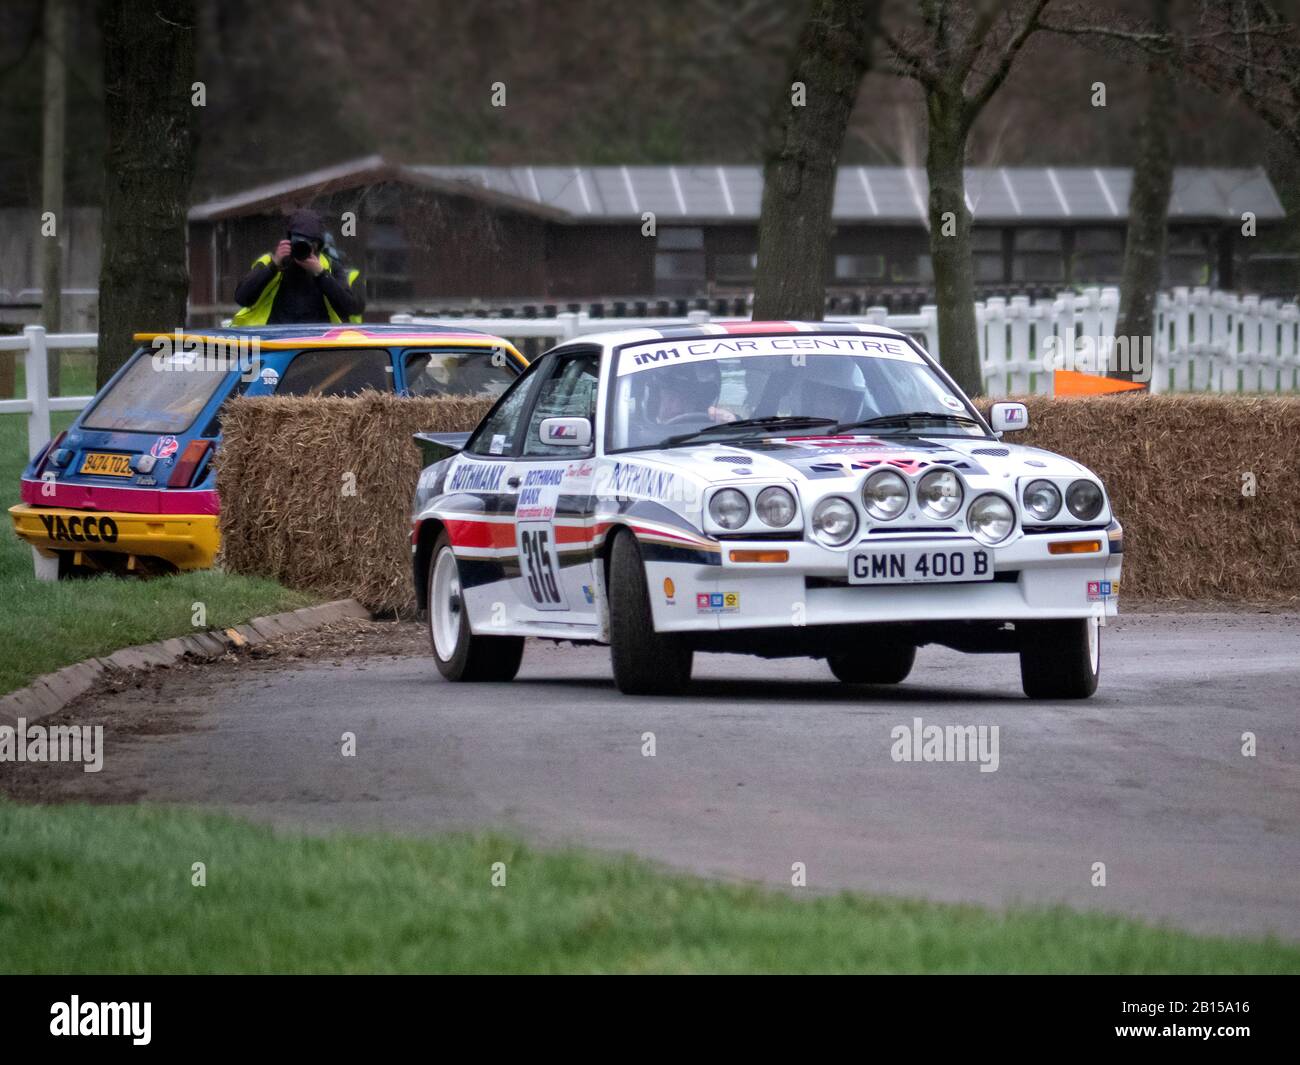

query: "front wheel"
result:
(608, 531), (693, 695)
(1019, 617), (1100, 699)
(427, 532), (524, 682)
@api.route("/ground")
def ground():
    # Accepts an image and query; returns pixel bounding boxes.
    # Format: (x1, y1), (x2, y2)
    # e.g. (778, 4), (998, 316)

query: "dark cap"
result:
(285, 208), (324, 240)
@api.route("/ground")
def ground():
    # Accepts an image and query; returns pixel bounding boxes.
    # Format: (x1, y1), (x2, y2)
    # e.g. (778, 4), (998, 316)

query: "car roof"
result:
(133, 323), (525, 356)
(568, 319), (913, 351)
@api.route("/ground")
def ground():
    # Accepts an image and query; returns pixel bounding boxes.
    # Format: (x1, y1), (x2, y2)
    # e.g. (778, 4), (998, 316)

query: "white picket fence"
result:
(5, 286), (1298, 460)
(397, 284), (1300, 397)
(0, 325), (97, 458)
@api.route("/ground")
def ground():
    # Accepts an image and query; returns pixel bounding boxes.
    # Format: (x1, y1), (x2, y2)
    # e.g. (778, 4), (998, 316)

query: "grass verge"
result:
(0, 802), (1296, 974)
(0, 412), (317, 695)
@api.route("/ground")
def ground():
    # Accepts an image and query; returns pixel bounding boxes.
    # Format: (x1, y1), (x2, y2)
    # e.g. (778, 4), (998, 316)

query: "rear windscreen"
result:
(81, 349), (230, 434)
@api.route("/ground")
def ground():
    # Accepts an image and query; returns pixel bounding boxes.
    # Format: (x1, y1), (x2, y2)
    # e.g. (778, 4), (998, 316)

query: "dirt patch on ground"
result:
(0, 618), (425, 804)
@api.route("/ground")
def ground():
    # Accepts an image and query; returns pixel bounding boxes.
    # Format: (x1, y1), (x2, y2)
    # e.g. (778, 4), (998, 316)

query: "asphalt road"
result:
(9, 611), (1300, 940)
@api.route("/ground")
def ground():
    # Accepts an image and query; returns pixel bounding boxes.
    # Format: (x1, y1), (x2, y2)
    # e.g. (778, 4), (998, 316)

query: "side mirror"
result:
(538, 417), (592, 448)
(988, 402), (1029, 433)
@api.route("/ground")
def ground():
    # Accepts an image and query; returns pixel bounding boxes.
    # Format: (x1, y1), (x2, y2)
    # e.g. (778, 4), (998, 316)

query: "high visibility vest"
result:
(232, 251), (363, 326)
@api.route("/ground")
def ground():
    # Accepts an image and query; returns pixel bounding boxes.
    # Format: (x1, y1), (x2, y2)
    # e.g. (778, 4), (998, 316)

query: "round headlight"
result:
(1066, 480), (1104, 521)
(1022, 479), (1062, 521)
(811, 496), (858, 547)
(862, 469), (909, 521)
(917, 469), (963, 519)
(708, 488), (750, 530)
(967, 493), (1015, 545)
(755, 486), (796, 527)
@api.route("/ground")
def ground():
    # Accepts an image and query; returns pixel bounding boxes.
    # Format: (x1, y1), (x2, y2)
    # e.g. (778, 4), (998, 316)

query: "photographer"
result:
(232, 208), (365, 325)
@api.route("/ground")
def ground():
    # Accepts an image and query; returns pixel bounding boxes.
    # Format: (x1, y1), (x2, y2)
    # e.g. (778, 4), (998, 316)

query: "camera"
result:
(289, 236), (313, 261)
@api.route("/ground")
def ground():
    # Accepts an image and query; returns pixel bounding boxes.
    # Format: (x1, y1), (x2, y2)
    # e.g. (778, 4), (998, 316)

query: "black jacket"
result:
(234, 257), (365, 323)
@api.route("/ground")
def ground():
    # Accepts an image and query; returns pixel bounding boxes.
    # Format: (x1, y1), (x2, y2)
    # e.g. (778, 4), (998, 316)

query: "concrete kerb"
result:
(0, 599), (371, 729)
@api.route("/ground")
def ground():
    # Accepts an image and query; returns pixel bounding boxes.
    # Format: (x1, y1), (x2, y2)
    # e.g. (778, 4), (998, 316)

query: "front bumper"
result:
(9, 504), (220, 570)
(646, 527), (1122, 632)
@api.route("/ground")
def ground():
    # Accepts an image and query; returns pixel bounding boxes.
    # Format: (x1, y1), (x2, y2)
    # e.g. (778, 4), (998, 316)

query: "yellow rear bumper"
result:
(8, 504), (220, 570)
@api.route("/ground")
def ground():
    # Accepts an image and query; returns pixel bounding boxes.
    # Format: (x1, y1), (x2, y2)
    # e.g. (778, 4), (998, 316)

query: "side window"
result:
(465, 361), (544, 457)
(403, 349), (516, 399)
(522, 351), (600, 457)
(276, 348), (393, 396)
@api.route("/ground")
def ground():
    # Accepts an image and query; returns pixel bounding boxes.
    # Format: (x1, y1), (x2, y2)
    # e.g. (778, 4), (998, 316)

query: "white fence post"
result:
(1188, 287), (1210, 391)
(1240, 295), (1262, 393)
(982, 297), (1007, 397)
(1258, 300), (1279, 395)
(918, 304), (939, 360)
(1006, 296), (1033, 395)
(24, 324), (51, 459)
(1281, 303), (1299, 393)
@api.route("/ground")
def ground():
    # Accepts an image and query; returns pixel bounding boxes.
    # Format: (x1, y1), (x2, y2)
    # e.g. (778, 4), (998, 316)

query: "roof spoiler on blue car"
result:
(413, 431), (471, 466)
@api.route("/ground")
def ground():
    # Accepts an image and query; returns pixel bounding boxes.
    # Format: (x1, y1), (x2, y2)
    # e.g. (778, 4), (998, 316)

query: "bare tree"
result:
(97, 0), (197, 388)
(882, 0), (1050, 395)
(752, 0), (881, 321)
(1043, 2), (1299, 149)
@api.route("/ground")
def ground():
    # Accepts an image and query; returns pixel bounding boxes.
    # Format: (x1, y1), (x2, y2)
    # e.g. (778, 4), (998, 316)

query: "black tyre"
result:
(608, 531), (693, 695)
(828, 644), (916, 684)
(427, 531), (524, 682)
(1019, 617), (1100, 699)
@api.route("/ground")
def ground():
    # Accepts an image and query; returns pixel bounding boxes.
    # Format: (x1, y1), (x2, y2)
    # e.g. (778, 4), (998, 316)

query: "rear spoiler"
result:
(413, 431), (471, 466)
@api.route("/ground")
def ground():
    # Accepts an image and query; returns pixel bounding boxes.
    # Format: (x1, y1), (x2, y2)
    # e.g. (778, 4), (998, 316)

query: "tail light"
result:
(34, 431), (67, 476)
(168, 440), (212, 487)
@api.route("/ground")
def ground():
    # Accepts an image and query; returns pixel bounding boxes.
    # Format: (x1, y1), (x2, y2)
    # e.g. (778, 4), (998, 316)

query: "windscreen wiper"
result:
(832, 410), (983, 434)
(663, 415), (837, 446)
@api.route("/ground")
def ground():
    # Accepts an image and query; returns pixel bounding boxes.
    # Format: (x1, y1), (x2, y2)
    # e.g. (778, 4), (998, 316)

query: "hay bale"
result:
(218, 392), (1300, 610)
(975, 394), (1300, 601)
(216, 392), (493, 613)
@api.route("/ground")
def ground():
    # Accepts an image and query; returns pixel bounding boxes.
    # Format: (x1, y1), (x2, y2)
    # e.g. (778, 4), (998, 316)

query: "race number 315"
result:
(518, 524), (566, 609)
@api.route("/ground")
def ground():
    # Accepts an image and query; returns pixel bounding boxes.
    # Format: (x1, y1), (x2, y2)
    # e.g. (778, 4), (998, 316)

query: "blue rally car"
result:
(10, 324), (525, 576)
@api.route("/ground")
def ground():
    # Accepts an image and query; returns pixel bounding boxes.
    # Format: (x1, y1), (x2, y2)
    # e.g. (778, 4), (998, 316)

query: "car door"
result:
(441, 363), (546, 632)
(508, 347), (602, 631)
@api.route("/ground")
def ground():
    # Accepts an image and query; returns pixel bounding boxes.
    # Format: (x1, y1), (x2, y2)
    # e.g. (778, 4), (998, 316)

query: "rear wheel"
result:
(609, 531), (693, 695)
(828, 644), (916, 685)
(1019, 617), (1099, 699)
(427, 532), (524, 682)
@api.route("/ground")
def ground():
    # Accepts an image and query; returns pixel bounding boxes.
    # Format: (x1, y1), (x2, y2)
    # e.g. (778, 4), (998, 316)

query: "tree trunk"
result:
(1114, 0), (1174, 381)
(97, 0), (197, 388)
(925, 90), (982, 396)
(752, 0), (879, 321)
(41, 0), (67, 394)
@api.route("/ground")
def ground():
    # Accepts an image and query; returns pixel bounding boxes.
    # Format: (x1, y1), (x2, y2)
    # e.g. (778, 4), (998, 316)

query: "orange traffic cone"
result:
(1052, 369), (1147, 396)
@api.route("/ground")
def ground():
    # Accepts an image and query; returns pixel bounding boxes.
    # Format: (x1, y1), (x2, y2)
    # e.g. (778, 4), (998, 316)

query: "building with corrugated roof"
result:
(183, 157), (1293, 320)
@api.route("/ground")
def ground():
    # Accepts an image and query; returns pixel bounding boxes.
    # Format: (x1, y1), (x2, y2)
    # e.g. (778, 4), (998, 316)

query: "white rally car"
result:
(410, 322), (1122, 698)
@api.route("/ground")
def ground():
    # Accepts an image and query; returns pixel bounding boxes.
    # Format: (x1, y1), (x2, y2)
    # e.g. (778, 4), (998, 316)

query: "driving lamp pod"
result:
(755, 486), (797, 527)
(967, 493), (1015, 545)
(916, 469), (963, 519)
(811, 496), (858, 546)
(1066, 479), (1104, 521)
(1022, 479), (1062, 521)
(708, 488), (750, 530)
(862, 469), (909, 521)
